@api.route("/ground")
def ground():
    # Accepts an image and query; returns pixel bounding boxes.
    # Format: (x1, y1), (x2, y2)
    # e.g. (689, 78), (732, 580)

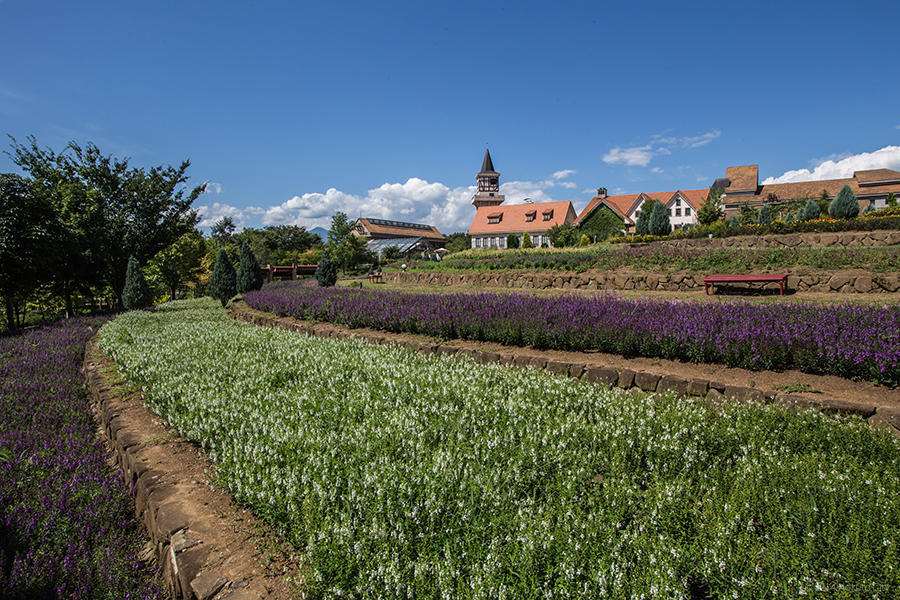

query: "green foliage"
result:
(800, 198), (820, 221)
(697, 188), (723, 225)
(326, 211), (354, 247)
(210, 216), (236, 244)
(208, 248), (236, 306)
(444, 232), (471, 254)
(578, 202), (625, 241)
(578, 233), (591, 246)
(236, 242), (264, 293)
(829, 184), (859, 219)
(521, 232), (535, 248)
(887, 192), (899, 208)
(648, 201), (672, 236)
(232, 224), (323, 266)
(315, 251), (338, 287)
(100, 299), (900, 600)
(758, 204), (773, 226)
(147, 230), (207, 300)
(122, 256), (153, 309)
(381, 245), (402, 261)
(546, 223), (578, 247)
(505, 233), (520, 249)
(738, 202), (757, 225)
(727, 215), (741, 228)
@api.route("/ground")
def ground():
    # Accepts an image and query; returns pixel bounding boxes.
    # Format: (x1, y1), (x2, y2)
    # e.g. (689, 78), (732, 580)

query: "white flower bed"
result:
(99, 299), (899, 600)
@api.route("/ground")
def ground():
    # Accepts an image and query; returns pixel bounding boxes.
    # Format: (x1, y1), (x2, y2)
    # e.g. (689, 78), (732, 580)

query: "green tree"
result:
(829, 184), (859, 219)
(521, 232), (535, 248)
(506, 233), (520, 249)
(0, 174), (56, 330)
(326, 212), (369, 273)
(122, 256), (153, 309)
(232, 224), (322, 265)
(727, 215), (741, 228)
(578, 234), (591, 246)
(800, 198), (820, 221)
(697, 189), (723, 226)
(381, 245), (402, 261)
(315, 251), (338, 287)
(147, 230), (207, 299)
(758, 204), (773, 225)
(886, 192), (898, 208)
(648, 202), (672, 236)
(208, 248), (236, 306)
(443, 232), (471, 254)
(738, 202), (757, 225)
(546, 223), (577, 247)
(211, 216), (236, 245)
(236, 242), (264, 293)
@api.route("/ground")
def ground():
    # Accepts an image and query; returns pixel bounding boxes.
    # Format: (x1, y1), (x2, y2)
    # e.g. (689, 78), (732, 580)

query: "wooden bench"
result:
(704, 274), (788, 296)
(368, 273), (383, 284)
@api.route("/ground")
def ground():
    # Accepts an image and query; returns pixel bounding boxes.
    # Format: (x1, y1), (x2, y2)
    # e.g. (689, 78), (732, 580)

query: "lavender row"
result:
(0, 319), (163, 599)
(243, 286), (900, 384)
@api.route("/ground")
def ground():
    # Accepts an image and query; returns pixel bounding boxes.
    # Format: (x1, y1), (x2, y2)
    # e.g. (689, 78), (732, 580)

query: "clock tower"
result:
(471, 149), (505, 208)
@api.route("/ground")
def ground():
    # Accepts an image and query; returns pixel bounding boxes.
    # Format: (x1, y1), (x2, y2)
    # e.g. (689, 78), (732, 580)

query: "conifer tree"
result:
(506, 233), (520, 249)
(829, 184), (859, 219)
(648, 202), (672, 236)
(208, 248), (236, 306)
(578, 233), (591, 246)
(634, 208), (650, 235)
(758, 204), (773, 225)
(801, 198), (820, 221)
(315, 251), (337, 287)
(122, 255), (153, 309)
(236, 242), (264, 293)
(521, 233), (535, 249)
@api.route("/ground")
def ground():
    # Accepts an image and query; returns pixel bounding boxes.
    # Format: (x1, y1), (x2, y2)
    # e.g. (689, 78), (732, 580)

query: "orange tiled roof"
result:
(577, 189), (708, 225)
(468, 201), (576, 235)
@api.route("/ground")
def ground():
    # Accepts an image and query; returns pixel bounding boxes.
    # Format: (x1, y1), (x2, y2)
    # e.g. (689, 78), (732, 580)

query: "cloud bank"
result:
(761, 145), (900, 184)
(603, 130), (720, 167)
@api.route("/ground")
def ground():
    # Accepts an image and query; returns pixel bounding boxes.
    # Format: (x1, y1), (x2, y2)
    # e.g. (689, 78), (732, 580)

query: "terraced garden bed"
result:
(243, 285), (900, 385)
(0, 318), (163, 599)
(98, 299), (899, 599)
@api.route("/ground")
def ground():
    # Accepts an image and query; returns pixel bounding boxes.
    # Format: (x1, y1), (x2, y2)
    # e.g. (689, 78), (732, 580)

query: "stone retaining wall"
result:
(645, 229), (900, 249)
(84, 340), (290, 600)
(384, 269), (900, 294)
(229, 303), (899, 437)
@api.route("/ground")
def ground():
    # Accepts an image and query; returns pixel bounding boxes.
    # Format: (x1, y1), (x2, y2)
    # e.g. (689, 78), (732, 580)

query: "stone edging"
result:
(83, 338), (299, 600)
(230, 303), (899, 437)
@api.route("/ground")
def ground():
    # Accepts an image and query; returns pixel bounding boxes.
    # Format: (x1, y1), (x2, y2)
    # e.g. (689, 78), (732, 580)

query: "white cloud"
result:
(650, 167), (664, 174)
(552, 169), (577, 180)
(203, 181), (223, 195)
(558, 181), (577, 189)
(604, 130), (720, 167)
(258, 171), (577, 234)
(761, 145), (900, 184)
(196, 202), (258, 230)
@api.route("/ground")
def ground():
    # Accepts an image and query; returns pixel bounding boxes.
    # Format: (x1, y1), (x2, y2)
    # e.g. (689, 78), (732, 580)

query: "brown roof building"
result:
(720, 165), (900, 215)
(353, 217), (446, 255)
(577, 188), (708, 233)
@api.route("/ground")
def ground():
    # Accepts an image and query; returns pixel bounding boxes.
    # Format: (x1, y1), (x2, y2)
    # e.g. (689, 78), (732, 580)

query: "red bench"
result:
(704, 274), (788, 296)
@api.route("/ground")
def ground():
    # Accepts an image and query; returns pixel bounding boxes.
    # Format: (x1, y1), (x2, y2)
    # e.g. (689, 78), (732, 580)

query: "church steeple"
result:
(472, 149), (505, 208)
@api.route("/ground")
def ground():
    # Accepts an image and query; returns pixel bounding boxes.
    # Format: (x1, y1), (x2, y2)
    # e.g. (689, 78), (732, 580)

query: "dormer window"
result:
(542, 209), (553, 221)
(525, 211), (536, 222)
(487, 213), (502, 224)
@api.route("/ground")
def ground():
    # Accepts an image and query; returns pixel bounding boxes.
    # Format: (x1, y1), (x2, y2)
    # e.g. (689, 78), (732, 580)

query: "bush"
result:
(382, 245), (402, 261)
(800, 198), (820, 221)
(236, 242), (264, 293)
(726, 215), (741, 228)
(122, 256), (153, 309)
(578, 233), (591, 246)
(887, 192), (898, 208)
(758, 204), (773, 225)
(648, 202), (672, 236)
(521, 233), (535, 249)
(547, 223), (578, 247)
(506, 233), (520, 249)
(208, 248), (237, 306)
(315, 251), (338, 287)
(697, 190), (723, 225)
(829, 184), (859, 219)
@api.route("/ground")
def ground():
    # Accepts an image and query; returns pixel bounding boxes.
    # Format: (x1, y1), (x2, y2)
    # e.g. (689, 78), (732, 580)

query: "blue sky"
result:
(2, 0), (899, 233)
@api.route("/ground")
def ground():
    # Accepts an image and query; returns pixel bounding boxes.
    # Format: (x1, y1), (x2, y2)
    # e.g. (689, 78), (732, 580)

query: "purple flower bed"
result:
(0, 319), (163, 599)
(244, 286), (900, 384)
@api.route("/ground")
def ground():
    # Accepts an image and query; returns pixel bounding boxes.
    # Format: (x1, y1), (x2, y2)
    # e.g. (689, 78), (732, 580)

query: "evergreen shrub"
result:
(208, 248), (237, 306)
(829, 184), (859, 219)
(236, 242), (264, 293)
(122, 256), (153, 309)
(315, 251), (338, 287)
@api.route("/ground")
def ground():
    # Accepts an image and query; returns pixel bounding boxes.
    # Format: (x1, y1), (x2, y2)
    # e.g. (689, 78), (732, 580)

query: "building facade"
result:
(467, 150), (576, 248)
(577, 188), (707, 233)
(353, 217), (446, 257)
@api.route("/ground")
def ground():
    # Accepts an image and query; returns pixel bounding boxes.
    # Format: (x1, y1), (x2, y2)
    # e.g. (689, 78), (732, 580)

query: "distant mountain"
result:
(309, 227), (328, 243)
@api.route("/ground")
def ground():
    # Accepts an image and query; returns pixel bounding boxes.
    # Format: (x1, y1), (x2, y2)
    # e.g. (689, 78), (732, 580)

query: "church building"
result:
(467, 150), (576, 248)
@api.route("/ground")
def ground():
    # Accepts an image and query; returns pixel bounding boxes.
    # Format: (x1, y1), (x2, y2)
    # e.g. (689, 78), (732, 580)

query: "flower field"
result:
(412, 244), (899, 274)
(243, 286), (900, 385)
(0, 318), (163, 599)
(99, 299), (899, 599)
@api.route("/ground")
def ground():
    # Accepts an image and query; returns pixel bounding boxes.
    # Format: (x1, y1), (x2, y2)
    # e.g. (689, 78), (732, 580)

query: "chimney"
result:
(597, 187), (607, 199)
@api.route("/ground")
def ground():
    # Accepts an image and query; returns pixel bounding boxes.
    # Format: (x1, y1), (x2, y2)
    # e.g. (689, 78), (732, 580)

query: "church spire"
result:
(480, 148), (497, 174)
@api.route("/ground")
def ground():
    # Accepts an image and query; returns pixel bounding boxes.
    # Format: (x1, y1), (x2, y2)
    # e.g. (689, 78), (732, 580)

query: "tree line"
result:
(0, 137), (323, 331)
